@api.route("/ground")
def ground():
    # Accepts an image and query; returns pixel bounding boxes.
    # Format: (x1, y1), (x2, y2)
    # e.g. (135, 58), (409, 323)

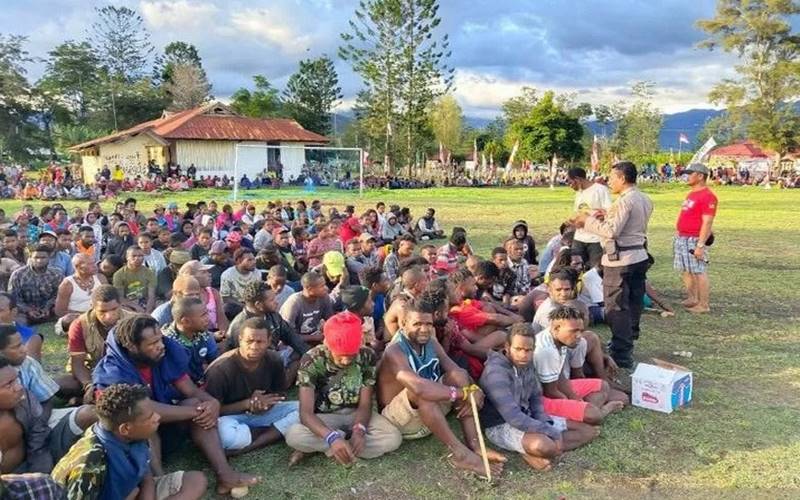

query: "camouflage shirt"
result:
(296, 344), (376, 413)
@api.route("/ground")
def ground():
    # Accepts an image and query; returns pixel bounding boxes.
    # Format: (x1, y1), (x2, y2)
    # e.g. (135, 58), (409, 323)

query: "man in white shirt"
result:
(567, 167), (612, 268)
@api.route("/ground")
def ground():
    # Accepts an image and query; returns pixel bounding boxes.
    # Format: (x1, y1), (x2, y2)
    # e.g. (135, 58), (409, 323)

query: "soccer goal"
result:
(232, 144), (364, 201)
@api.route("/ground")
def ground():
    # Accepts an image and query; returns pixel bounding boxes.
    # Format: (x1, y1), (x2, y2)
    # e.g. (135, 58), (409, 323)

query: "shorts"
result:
(155, 471), (184, 500)
(572, 240), (604, 268)
(542, 379), (604, 422)
(381, 388), (451, 440)
(47, 407), (85, 461)
(485, 418), (568, 454)
(673, 236), (708, 274)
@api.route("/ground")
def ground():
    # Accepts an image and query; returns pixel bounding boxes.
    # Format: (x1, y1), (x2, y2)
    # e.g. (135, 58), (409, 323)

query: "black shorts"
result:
(572, 240), (604, 268)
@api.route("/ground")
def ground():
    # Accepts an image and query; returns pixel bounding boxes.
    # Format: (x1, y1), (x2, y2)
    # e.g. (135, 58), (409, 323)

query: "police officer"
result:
(573, 162), (653, 368)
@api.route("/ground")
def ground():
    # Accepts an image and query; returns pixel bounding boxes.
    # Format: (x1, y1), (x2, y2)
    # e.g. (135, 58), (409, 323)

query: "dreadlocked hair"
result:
(96, 383), (150, 429)
(114, 314), (159, 351)
(417, 282), (447, 313)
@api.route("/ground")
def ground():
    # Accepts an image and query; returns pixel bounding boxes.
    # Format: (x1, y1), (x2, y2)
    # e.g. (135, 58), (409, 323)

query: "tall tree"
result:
(429, 94), (462, 160)
(501, 86), (538, 126)
(38, 41), (102, 123)
(283, 56), (343, 135)
(89, 6), (154, 81)
(698, 0), (800, 170)
(507, 91), (584, 166)
(163, 63), (212, 111)
(230, 76), (283, 118)
(612, 81), (663, 163)
(153, 41), (205, 85)
(340, 0), (453, 171)
(0, 34), (40, 160)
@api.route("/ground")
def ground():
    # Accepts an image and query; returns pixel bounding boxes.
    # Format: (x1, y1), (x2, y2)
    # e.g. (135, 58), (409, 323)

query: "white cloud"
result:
(139, 0), (219, 30)
(228, 7), (314, 56)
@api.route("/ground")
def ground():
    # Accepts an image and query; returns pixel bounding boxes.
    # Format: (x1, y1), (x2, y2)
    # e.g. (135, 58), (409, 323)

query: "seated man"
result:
(59, 285), (128, 401)
(0, 292), (43, 361)
(534, 306), (627, 426)
(226, 281), (308, 387)
(112, 246), (156, 313)
(163, 297), (218, 385)
(0, 337), (96, 474)
(92, 315), (259, 495)
(151, 275), (204, 327)
(414, 208), (445, 240)
(532, 268), (618, 384)
(52, 383), (207, 500)
(207, 318), (300, 456)
(479, 323), (598, 471)
(447, 269), (521, 340)
(279, 271), (334, 345)
(285, 311), (401, 466)
(220, 248), (262, 306)
(377, 299), (506, 478)
(7, 245), (64, 325)
(53, 253), (105, 336)
(383, 266), (429, 339)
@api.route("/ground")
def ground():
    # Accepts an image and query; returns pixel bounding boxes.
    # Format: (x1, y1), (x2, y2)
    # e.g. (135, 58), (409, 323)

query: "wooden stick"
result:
(468, 391), (492, 482)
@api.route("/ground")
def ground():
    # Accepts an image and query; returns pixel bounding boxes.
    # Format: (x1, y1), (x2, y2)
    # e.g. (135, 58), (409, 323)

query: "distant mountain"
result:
(464, 116), (493, 129)
(586, 108), (724, 150)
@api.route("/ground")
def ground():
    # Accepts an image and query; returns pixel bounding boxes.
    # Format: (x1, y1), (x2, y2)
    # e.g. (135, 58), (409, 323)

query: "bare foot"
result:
(483, 448), (508, 463)
(681, 299), (698, 307)
(288, 450), (307, 467)
(521, 453), (552, 471)
(449, 450), (504, 479)
(216, 471), (260, 496)
(601, 400), (625, 417)
(686, 305), (710, 314)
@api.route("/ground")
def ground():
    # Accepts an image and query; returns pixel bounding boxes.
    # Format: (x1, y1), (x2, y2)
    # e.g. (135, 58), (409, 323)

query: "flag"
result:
(689, 136), (717, 165)
(438, 141), (444, 164)
(473, 138), (478, 166)
(679, 133), (690, 144)
(506, 140), (519, 172)
(386, 121), (393, 136)
(481, 152), (487, 170)
(362, 151), (369, 166)
(590, 135), (601, 172)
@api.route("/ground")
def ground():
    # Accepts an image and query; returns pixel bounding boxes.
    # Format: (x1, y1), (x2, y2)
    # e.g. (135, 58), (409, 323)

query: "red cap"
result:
(323, 311), (363, 356)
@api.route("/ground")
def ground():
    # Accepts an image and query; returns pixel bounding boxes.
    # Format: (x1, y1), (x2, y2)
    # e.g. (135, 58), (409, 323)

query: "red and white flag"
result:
(679, 133), (690, 144)
(590, 135), (601, 172)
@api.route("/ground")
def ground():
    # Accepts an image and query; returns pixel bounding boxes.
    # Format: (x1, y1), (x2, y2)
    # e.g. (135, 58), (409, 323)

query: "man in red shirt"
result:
(674, 163), (718, 314)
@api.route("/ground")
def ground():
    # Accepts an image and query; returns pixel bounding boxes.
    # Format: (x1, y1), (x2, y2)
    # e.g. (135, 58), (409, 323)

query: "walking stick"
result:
(468, 391), (492, 482)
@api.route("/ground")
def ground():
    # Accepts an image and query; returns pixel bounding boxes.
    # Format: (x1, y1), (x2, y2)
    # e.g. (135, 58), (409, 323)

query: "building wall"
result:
(176, 140), (310, 182)
(82, 134), (165, 180)
(280, 142), (307, 182)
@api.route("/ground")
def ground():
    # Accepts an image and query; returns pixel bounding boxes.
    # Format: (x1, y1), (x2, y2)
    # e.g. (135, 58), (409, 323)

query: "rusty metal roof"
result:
(70, 102), (329, 151)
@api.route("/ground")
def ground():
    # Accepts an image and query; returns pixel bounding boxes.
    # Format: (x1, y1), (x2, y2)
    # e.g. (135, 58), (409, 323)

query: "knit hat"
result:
(323, 311), (363, 356)
(341, 286), (370, 312)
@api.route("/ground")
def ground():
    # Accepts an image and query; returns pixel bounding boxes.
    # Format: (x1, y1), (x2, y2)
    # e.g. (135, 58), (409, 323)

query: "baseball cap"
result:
(685, 163), (709, 175)
(322, 251), (345, 277)
(323, 311), (363, 356)
(169, 250), (191, 265)
(210, 241), (227, 254)
(272, 226), (289, 239)
(38, 231), (57, 240)
(179, 259), (214, 274)
(358, 232), (376, 243)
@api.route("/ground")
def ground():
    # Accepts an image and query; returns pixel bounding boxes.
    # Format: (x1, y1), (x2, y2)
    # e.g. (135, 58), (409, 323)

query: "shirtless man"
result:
(383, 266), (429, 339)
(378, 298), (506, 478)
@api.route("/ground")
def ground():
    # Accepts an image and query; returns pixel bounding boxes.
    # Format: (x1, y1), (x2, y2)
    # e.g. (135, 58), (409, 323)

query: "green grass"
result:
(5, 184), (800, 498)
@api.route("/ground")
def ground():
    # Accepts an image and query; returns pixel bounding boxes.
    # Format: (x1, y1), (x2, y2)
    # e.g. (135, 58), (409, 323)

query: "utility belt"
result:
(604, 241), (645, 261)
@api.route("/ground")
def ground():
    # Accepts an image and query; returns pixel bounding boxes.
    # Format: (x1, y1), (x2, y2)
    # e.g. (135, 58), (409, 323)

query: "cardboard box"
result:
(631, 359), (693, 413)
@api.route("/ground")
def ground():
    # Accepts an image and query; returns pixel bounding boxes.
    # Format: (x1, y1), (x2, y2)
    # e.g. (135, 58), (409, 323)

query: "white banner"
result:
(689, 137), (717, 165)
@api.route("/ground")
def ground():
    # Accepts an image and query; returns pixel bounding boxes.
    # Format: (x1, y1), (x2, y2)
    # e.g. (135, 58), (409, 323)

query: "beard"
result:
(129, 350), (162, 367)
(433, 317), (448, 328)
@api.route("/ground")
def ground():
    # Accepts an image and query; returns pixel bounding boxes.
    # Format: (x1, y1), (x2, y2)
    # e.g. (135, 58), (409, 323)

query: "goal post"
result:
(232, 144), (364, 202)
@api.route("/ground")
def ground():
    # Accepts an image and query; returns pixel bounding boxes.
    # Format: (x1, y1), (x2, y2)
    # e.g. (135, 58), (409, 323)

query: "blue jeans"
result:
(217, 401), (299, 450)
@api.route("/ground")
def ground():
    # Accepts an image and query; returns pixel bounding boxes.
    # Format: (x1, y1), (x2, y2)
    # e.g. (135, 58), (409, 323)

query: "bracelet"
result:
(449, 386), (458, 402)
(353, 423), (367, 435)
(325, 430), (342, 447)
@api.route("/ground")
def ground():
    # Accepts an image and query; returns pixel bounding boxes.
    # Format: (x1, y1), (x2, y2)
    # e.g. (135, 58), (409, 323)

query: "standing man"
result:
(573, 162), (653, 368)
(567, 167), (612, 268)
(674, 163), (717, 314)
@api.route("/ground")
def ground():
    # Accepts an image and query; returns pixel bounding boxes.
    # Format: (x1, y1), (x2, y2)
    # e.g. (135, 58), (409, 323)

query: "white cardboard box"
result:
(631, 359), (693, 413)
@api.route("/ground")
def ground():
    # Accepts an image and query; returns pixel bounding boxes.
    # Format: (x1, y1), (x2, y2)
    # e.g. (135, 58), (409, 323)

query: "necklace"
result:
(73, 274), (95, 292)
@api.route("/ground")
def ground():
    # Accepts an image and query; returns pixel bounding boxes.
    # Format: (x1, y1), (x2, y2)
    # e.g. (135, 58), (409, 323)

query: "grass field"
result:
(3, 184), (799, 499)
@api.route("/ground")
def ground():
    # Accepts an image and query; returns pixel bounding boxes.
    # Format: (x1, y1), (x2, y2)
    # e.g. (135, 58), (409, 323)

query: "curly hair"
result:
(547, 304), (584, 323)
(360, 265), (385, 289)
(96, 383), (150, 428)
(242, 280), (270, 305)
(114, 314), (159, 351)
(447, 267), (473, 287)
(416, 281), (447, 314)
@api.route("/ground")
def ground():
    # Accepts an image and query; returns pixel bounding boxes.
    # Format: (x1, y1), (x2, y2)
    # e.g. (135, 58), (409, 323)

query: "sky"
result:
(2, 0), (742, 118)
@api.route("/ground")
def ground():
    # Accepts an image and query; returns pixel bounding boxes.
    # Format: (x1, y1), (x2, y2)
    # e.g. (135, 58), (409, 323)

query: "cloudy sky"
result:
(2, 0), (741, 117)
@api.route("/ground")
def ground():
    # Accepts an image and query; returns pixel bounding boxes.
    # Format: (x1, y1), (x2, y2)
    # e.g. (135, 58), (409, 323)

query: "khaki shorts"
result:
(155, 471), (184, 500)
(381, 388), (451, 440)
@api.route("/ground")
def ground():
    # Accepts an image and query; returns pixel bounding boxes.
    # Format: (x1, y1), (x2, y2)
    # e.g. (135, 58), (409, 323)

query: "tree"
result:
(89, 6), (153, 81)
(695, 112), (747, 148)
(283, 56), (343, 135)
(611, 81), (663, 163)
(153, 41), (204, 85)
(507, 91), (584, 166)
(230, 76), (283, 118)
(340, 0), (453, 171)
(501, 86), (538, 125)
(593, 104), (614, 137)
(163, 63), (211, 111)
(698, 0), (800, 171)
(429, 94), (462, 160)
(0, 34), (40, 160)
(38, 41), (103, 122)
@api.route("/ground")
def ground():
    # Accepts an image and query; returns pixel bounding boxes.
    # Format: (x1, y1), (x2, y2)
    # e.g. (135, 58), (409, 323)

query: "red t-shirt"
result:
(449, 299), (488, 331)
(339, 216), (362, 243)
(676, 187), (718, 237)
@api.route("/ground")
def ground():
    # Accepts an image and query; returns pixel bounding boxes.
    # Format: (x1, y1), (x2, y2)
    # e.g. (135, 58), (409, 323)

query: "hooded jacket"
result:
(512, 220), (538, 265)
(479, 351), (561, 440)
